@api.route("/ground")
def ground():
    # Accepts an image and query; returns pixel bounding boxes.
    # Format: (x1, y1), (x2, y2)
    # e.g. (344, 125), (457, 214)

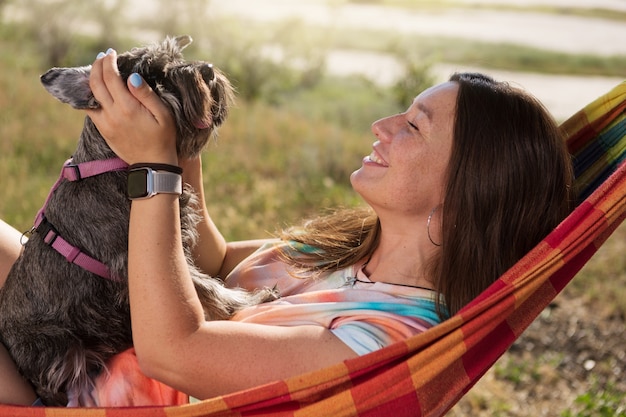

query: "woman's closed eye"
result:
(408, 121), (419, 131)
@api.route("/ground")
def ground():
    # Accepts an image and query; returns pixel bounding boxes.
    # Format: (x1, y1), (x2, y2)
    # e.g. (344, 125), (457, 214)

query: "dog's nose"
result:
(201, 64), (214, 82)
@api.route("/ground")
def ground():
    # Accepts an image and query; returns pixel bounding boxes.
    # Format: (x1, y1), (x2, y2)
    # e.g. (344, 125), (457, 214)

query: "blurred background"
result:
(0, 1), (624, 415)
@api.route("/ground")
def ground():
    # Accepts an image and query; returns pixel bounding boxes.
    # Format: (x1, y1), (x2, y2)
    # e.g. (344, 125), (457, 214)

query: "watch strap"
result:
(152, 170), (182, 195)
(128, 162), (183, 175)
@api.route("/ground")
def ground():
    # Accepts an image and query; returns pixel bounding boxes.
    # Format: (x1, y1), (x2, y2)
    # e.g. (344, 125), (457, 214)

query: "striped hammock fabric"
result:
(2, 81), (625, 417)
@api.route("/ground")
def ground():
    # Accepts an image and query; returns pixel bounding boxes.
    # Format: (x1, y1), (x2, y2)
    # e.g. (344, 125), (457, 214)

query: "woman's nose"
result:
(371, 115), (395, 143)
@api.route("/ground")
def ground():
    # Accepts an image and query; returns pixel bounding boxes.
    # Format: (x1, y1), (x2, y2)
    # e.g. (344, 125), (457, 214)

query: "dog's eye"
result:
(201, 64), (214, 82)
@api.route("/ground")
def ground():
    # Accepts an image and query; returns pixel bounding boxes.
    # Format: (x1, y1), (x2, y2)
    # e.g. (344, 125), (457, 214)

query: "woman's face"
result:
(351, 81), (458, 218)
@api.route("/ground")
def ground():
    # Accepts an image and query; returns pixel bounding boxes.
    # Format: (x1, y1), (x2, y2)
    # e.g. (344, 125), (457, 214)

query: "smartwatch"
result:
(127, 167), (182, 200)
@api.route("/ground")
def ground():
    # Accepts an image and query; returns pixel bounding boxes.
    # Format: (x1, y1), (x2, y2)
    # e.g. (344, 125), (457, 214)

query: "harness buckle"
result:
(36, 217), (59, 246)
(64, 163), (82, 181)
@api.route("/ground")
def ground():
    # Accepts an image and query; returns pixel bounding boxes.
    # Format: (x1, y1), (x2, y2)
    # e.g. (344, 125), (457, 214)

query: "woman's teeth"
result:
(368, 151), (388, 166)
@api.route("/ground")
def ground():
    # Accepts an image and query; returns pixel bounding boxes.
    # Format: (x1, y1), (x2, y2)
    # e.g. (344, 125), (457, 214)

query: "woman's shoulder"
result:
(224, 240), (352, 295)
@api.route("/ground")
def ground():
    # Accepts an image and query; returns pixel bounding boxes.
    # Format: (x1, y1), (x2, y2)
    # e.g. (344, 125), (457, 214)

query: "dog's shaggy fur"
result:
(0, 36), (275, 406)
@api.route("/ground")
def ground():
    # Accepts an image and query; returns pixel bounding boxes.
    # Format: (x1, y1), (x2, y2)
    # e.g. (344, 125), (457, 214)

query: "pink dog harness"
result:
(29, 157), (129, 281)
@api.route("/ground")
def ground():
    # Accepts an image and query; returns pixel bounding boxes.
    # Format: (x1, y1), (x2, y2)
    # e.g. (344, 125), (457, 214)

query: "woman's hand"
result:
(86, 49), (178, 166)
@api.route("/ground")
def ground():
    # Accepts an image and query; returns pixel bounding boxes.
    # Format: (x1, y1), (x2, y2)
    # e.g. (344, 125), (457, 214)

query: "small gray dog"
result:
(0, 36), (275, 406)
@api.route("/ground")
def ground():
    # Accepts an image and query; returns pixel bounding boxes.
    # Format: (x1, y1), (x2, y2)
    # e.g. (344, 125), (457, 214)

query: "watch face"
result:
(128, 169), (150, 199)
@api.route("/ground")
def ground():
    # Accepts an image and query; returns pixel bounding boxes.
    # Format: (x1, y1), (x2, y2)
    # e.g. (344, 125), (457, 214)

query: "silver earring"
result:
(427, 205), (442, 247)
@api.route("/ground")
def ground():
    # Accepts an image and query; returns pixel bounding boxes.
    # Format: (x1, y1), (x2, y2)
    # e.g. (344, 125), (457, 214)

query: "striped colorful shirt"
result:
(226, 241), (445, 355)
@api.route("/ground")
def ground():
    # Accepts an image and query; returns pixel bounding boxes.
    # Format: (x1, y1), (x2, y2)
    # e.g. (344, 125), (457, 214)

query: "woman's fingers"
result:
(126, 73), (176, 133)
(85, 48), (178, 165)
(89, 51), (114, 109)
(99, 49), (126, 105)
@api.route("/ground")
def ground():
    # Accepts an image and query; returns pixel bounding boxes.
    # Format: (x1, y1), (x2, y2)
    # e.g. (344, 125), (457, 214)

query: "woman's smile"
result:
(364, 146), (389, 167)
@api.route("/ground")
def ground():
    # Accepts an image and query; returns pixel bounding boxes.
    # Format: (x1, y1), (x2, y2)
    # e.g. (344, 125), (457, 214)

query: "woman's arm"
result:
(179, 157), (269, 278)
(87, 51), (356, 399)
(178, 156), (227, 277)
(0, 220), (22, 288)
(0, 222), (37, 404)
(128, 190), (356, 399)
(0, 342), (36, 405)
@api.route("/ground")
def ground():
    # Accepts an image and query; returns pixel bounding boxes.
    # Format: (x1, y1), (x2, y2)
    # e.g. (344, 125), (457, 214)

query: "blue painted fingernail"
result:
(129, 73), (143, 88)
(96, 52), (105, 59)
(106, 48), (115, 55)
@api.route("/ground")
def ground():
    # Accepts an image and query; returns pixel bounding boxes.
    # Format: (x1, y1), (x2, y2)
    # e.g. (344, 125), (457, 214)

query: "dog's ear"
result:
(165, 64), (214, 134)
(160, 62), (233, 158)
(40, 66), (100, 110)
(174, 35), (193, 51)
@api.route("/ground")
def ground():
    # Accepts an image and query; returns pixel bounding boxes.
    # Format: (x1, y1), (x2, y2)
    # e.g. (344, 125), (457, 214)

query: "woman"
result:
(0, 221), (38, 405)
(0, 49), (573, 404)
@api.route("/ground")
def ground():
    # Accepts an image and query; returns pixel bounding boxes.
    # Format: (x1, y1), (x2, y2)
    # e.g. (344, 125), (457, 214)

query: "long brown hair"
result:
(432, 73), (574, 315)
(280, 72), (574, 318)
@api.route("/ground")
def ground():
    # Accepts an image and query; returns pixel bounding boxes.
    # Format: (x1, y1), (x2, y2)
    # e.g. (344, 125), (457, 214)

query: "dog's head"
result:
(40, 35), (234, 158)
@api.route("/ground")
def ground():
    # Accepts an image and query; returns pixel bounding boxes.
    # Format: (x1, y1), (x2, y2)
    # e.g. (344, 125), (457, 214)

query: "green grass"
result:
(562, 382), (626, 417)
(567, 222), (626, 316)
(201, 100), (370, 240)
(0, 36), (82, 229)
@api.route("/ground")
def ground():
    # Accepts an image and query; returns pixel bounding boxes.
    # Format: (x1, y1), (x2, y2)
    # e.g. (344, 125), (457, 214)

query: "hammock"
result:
(2, 81), (625, 417)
